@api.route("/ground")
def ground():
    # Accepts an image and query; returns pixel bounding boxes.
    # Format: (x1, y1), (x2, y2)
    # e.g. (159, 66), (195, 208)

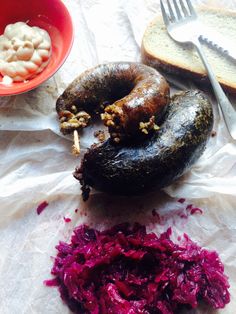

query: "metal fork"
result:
(160, 0), (236, 140)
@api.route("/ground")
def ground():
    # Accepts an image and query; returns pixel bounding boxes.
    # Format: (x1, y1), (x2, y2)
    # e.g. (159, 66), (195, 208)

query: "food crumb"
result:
(94, 130), (106, 142)
(75, 209), (78, 213)
(139, 116), (159, 135)
(185, 204), (203, 215)
(186, 204), (193, 210)
(44, 278), (58, 287)
(63, 217), (72, 223)
(178, 198), (186, 204)
(211, 130), (217, 137)
(36, 201), (48, 215)
(190, 207), (203, 215)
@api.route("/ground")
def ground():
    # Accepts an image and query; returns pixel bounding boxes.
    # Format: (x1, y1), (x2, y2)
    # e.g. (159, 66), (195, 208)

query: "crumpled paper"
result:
(0, 0), (236, 313)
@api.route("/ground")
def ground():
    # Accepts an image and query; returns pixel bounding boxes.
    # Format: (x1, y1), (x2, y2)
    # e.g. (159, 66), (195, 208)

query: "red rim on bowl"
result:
(0, 0), (74, 96)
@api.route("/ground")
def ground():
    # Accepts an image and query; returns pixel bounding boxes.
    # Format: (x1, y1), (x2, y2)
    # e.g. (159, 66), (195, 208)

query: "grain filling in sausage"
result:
(56, 62), (170, 142)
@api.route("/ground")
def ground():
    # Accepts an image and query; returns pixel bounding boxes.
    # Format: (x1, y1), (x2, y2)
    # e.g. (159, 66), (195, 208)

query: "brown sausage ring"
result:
(56, 62), (170, 142)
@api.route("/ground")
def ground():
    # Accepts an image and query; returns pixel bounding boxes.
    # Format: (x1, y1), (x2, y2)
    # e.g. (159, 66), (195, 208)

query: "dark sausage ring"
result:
(74, 90), (213, 200)
(56, 62), (170, 142)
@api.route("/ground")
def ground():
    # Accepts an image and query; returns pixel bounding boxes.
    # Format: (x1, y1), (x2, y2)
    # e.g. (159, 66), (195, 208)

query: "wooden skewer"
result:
(72, 130), (80, 156)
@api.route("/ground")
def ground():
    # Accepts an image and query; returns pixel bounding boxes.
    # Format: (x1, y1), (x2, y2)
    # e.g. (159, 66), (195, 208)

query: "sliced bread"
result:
(141, 6), (236, 93)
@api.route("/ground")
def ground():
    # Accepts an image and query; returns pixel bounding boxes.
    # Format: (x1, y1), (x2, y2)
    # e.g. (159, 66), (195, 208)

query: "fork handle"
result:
(193, 39), (236, 140)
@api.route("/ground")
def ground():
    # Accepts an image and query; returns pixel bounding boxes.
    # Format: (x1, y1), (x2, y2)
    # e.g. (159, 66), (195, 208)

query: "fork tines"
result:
(160, 0), (196, 24)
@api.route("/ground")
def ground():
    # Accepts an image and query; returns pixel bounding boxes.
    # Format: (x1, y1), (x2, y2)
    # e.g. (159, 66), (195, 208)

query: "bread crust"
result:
(141, 45), (236, 94)
(141, 7), (236, 94)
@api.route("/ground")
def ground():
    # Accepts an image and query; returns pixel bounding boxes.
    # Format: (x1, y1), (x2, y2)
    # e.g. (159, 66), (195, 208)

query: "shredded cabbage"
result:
(45, 223), (230, 314)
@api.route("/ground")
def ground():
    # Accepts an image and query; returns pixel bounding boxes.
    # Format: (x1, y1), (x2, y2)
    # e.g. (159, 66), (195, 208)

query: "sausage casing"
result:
(74, 90), (213, 200)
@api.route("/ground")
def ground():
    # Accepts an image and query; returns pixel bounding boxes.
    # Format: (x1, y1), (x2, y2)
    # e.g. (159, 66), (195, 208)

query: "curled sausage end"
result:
(56, 62), (170, 141)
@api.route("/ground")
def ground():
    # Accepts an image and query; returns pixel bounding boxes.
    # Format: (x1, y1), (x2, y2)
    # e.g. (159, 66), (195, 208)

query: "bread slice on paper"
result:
(141, 6), (236, 93)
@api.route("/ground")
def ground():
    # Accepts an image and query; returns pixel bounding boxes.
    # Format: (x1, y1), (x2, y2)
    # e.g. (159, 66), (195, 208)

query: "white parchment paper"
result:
(0, 0), (236, 313)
